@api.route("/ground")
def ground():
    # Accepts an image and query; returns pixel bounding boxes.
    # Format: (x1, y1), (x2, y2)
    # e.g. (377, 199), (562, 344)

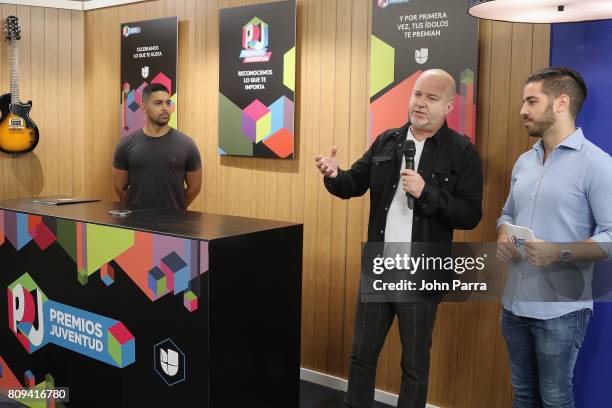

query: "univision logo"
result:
(122, 25), (142, 37)
(154, 338), (186, 386)
(160, 348), (179, 376)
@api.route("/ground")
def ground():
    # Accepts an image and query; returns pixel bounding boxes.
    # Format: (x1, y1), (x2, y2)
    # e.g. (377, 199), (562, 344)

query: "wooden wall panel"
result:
(0, 1), (549, 406)
(0, 4), (85, 200)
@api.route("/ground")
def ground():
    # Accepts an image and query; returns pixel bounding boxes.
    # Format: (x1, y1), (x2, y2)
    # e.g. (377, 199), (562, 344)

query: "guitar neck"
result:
(9, 37), (19, 104)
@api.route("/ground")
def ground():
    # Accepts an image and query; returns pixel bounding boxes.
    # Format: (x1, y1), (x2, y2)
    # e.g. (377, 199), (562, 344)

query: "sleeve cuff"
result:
(324, 170), (341, 188)
(590, 232), (612, 259)
(418, 182), (436, 203)
(496, 215), (514, 230)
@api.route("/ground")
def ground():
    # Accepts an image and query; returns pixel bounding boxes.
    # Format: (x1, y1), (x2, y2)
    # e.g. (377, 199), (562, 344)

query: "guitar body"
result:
(0, 99), (39, 155)
(2, 16), (39, 156)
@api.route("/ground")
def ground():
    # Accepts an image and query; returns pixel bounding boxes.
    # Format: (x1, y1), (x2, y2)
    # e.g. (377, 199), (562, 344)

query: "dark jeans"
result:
(344, 299), (439, 408)
(501, 308), (592, 408)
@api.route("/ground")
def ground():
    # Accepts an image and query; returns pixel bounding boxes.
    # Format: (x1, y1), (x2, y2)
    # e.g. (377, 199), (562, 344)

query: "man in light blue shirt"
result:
(497, 67), (612, 408)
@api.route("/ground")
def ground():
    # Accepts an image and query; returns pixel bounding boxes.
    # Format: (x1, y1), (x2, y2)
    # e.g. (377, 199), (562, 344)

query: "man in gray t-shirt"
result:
(112, 83), (202, 211)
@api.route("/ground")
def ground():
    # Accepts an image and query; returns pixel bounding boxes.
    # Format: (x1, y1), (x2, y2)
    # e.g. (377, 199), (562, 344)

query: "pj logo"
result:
(239, 17), (272, 63)
(8, 273), (46, 352)
(8, 273), (136, 368)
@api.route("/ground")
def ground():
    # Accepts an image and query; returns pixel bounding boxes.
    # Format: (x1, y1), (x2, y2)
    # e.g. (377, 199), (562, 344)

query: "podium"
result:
(0, 199), (303, 407)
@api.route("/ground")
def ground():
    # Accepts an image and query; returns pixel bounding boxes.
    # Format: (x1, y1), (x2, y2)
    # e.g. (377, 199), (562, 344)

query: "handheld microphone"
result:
(403, 140), (416, 209)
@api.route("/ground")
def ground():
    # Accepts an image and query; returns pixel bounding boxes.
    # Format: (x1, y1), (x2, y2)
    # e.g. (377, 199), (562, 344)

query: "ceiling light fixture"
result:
(468, 0), (612, 24)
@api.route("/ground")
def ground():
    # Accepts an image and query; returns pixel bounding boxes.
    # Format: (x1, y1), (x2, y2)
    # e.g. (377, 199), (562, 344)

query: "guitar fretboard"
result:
(9, 37), (19, 104)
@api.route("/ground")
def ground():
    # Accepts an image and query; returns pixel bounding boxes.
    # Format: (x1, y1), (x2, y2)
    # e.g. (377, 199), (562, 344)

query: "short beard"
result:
(151, 117), (170, 126)
(526, 103), (555, 137)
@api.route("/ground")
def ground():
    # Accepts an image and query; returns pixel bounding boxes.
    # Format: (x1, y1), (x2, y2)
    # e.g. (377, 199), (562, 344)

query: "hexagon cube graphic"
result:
(267, 96), (294, 141)
(183, 291), (198, 312)
(100, 263), (115, 286)
(127, 90), (140, 112)
(148, 266), (167, 297)
(242, 100), (271, 143)
(151, 72), (172, 94)
(108, 322), (135, 368)
(24, 370), (35, 388)
(29, 217), (56, 250)
(154, 338), (186, 386)
(135, 82), (148, 105)
(370, 35), (395, 97)
(263, 128), (293, 159)
(160, 252), (189, 294)
(4, 211), (32, 251)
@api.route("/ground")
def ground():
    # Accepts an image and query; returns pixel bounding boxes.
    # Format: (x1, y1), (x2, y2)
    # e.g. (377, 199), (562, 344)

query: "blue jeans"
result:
(501, 308), (592, 408)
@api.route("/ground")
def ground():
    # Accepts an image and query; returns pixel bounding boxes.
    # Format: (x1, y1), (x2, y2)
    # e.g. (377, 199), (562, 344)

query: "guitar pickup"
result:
(9, 118), (24, 129)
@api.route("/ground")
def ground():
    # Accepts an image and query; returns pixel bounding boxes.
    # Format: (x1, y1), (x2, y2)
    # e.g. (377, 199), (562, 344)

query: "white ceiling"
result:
(0, 0), (146, 10)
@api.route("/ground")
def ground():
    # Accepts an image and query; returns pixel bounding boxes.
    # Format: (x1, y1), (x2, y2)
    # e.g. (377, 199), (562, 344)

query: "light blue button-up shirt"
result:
(497, 128), (612, 319)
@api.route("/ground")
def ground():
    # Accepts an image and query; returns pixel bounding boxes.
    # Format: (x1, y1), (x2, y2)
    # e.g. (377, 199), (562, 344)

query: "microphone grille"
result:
(403, 140), (416, 157)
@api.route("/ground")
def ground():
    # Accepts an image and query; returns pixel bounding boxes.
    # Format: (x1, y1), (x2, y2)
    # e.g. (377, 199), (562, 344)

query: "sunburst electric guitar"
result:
(0, 16), (39, 156)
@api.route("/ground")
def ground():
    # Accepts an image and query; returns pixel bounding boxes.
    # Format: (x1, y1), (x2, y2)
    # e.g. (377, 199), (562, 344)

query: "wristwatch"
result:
(559, 245), (572, 262)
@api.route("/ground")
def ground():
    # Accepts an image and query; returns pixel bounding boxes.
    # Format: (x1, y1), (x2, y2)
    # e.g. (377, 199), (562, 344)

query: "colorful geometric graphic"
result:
(460, 69), (476, 143)
(8, 273), (136, 368)
(3, 211), (32, 251)
(0, 356), (22, 390)
(370, 0), (478, 144)
(370, 72), (420, 140)
(108, 322), (136, 367)
(121, 80), (177, 138)
(0, 356), (67, 408)
(283, 47), (296, 92)
(120, 17), (178, 137)
(243, 100), (272, 143)
(148, 266), (167, 298)
(269, 96), (294, 139)
(28, 215), (57, 251)
(24, 370), (35, 388)
(160, 252), (189, 294)
(370, 70), (477, 144)
(263, 128), (293, 159)
(183, 291), (198, 312)
(100, 263), (115, 286)
(370, 35), (395, 97)
(219, 1), (296, 159)
(222, 95), (295, 158)
(0, 210), (208, 312)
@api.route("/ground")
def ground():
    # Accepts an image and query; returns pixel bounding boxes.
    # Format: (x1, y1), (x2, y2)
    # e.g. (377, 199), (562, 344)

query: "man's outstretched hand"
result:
(315, 147), (339, 178)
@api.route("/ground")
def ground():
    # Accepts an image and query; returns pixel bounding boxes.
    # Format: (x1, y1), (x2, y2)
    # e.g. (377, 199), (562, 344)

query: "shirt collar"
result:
(401, 121), (448, 145)
(532, 127), (585, 154)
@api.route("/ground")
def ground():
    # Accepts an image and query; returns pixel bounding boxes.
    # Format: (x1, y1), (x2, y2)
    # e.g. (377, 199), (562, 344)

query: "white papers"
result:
(504, 222), (535, 257)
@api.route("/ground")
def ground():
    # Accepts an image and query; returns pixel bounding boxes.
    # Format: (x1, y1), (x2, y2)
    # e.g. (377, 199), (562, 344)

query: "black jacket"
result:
(325, 121), (483, 243)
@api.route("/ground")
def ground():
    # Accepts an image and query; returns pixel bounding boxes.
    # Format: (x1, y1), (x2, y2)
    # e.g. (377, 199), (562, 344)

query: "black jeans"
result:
(344, 298), (439, 408)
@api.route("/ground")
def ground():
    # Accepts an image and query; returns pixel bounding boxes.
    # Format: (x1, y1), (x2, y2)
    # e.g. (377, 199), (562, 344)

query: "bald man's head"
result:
(416, 69), (456, 101)
(408, 69), (456, 135)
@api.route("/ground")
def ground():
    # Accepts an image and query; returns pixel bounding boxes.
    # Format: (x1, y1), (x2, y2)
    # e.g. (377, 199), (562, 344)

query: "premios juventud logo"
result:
(240, 16), (272, 63)
(8, 273), (136, 368)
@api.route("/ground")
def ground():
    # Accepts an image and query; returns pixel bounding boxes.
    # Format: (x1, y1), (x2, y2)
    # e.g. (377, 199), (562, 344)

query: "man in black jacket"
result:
(315, 69), (483, 408)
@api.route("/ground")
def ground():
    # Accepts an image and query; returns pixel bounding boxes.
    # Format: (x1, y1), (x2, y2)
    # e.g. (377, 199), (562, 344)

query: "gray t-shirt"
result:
(113, 128), (202, 211)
